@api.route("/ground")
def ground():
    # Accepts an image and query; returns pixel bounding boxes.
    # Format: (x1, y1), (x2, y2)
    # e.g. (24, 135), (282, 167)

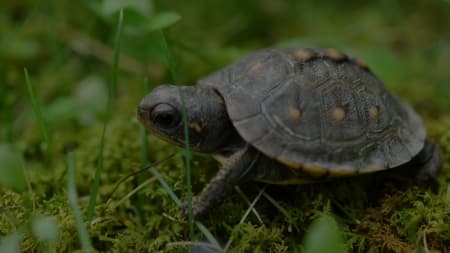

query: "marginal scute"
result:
(398, 127), (424, 157)
(280, 159), (303, 169)
(354, 58), (368, 69)
(292, 49), (315, 61)
(359, 142), (387, 170)
(302, 165), (329, 179)
(325, 48), (347, 61)
(327, 167), (359, 176)
(384, 135), (412, 167)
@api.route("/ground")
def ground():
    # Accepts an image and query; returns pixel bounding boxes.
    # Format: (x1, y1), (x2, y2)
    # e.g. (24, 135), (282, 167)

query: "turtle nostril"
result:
(137, 106), (150, 122)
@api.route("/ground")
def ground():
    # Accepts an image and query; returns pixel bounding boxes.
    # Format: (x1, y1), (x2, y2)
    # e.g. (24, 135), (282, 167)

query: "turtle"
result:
(137, 48), (441, 218)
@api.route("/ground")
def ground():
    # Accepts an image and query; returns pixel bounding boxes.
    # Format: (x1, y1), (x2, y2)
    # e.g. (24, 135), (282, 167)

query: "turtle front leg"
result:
(183, 146), (259, 218)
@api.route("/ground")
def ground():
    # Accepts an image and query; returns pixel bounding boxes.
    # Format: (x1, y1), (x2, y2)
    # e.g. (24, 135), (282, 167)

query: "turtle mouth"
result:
(137, 106), (149, 125)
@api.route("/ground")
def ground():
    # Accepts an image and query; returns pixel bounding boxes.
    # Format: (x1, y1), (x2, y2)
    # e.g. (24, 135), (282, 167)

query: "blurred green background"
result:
(0, 0), (449, 252)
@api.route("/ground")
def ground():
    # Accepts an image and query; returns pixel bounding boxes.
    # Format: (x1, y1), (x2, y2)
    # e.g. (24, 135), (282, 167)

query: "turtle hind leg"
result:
(410, 139), (442, 190)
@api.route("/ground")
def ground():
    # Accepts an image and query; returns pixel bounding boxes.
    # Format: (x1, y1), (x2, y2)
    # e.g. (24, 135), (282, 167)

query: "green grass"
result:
(86, 8), (124, 222)
(159, 29), (196, 244)
(66, 152), (92, 253)
(263, 191), (299, 232)
(0, 0), (449, 252)
(24, 68), (51, 160)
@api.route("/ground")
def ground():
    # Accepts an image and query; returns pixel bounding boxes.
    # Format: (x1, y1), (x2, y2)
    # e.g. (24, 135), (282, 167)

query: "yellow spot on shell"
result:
(292, 49), (314, 61)
(288, 106), (301, 122)
(369, 105), (380, 119)
(355, 58), (368, 69)
(249, 62), (263, 72)
(331, 107), (346, 122)
(325, 48), (346, 61)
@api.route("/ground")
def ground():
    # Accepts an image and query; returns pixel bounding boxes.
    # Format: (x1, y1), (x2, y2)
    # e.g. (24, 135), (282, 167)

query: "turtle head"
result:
(138, 84), (235, 152)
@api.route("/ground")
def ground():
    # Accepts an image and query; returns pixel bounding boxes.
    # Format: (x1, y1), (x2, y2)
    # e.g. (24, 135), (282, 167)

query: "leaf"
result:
(0, 232), (21, 253)
(0, 34), (39, 60)
(302, 215), (348, 253)
(100, 0), (152, 16)
(145, 12), (181, 31)
(0, 144), (26, 193)
(32, 216), (59, 244)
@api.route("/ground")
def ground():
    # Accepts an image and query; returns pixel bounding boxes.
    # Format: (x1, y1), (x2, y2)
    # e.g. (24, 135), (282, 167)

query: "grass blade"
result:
(159, 30), (179, 84)
(86, 121), (106, 222)
(178, 88), (194, 242)
(87, 8), (124, 222)
(24, 68), (51, 159)
(167, 241), (223, 252)
(195, 221), (223, 251)
(0, 77), (12, 141)
(137, 77), (151, 219)
(66, 152), (93, 253)
(234, 186), (263, 224)
(104, 153), (177, 204)
(224, 186), (266, 251)
(149, 167), (182, 207)
(114, 176), (156, 209)
(159, 30), (194, 243)
(263, 192), (299, 232)
(110, 8), (124, 101)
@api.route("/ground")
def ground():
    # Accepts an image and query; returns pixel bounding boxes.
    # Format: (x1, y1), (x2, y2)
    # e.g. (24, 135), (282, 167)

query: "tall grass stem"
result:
(67, 152), (93, 253)
(87, 8), (124, 222)
(24, 68), (51, 160)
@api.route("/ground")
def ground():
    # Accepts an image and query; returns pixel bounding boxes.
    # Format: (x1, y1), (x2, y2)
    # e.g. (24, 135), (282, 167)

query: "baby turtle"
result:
(138, 48), (441, 217)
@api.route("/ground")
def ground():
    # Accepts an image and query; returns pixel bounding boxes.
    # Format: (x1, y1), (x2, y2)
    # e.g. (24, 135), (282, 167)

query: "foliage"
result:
(0, 0), (449, 252)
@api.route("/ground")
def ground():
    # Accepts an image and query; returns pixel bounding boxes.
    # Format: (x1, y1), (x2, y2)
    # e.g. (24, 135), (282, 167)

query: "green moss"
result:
(1, 1), (450, 252)
(229, 223), (288, 253)
(1, 113), (449, 252)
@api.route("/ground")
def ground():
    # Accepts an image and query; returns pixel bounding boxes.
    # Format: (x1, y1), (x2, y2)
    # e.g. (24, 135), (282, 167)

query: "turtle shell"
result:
(198, 48), (426, 176)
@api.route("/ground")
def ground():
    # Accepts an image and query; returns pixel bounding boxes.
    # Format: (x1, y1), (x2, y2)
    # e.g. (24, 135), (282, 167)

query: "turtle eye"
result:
(150, 103), (181, 130)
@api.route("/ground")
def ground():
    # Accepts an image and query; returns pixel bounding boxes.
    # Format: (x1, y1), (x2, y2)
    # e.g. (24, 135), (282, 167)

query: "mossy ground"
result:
(1, 1), (449, 252)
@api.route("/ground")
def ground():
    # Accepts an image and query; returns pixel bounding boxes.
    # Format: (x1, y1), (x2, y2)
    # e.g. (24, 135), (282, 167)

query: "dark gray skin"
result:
(137, 84), (242, 154)
(137, 85), (441, 218)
